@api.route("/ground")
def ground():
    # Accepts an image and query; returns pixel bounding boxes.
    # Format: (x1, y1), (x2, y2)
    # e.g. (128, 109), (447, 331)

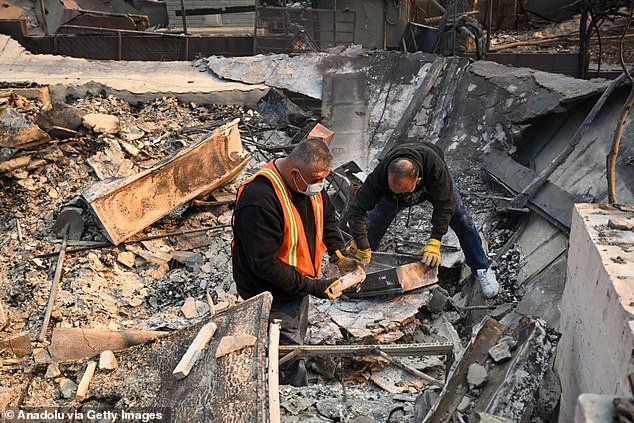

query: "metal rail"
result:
(278, 342), (454, 357)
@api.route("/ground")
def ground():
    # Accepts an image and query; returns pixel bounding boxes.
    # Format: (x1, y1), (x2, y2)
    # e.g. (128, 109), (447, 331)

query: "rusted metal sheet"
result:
(254, 6), (355, 54)
(350, 253), (438, 297)
(63, 12), (149, 31)
(0, 106), (51, 148)
(36, 0), (164, 34)
(81, 119), (250, 245)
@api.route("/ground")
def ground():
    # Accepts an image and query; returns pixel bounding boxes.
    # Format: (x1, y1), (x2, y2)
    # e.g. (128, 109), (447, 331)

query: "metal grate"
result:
(49, 29), (252, 60)
(254, 6), (355, 54)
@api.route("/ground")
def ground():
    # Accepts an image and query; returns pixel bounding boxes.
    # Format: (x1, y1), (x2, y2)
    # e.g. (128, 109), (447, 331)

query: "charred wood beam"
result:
(176, 5), (256, 16)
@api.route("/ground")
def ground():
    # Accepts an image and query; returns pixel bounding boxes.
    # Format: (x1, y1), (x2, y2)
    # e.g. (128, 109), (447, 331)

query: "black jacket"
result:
(347, 142), (456, 250)
(232, 163), (345, 303)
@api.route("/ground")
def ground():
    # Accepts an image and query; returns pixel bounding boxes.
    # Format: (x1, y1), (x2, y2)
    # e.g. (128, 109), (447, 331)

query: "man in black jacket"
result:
(347, 141), (499, 298)
(232, 139), (359, 386)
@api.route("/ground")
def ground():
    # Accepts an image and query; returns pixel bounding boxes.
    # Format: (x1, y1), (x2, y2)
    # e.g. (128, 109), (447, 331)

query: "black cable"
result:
(590, 15), (603, 77)
(386, 406), (406, 422)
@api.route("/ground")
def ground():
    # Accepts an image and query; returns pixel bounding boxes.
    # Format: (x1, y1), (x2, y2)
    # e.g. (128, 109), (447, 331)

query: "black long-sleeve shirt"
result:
(348, 142), (456, 250)
(232, 166), (345, 303)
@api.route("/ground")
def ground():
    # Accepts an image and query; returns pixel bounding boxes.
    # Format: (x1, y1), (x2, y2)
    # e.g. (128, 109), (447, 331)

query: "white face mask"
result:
(295, 169), (324, 196)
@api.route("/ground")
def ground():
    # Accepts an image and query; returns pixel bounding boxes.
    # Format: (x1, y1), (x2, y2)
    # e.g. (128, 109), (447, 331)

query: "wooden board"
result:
(49, 328), (169, 362)
(81, 119), (250, 245)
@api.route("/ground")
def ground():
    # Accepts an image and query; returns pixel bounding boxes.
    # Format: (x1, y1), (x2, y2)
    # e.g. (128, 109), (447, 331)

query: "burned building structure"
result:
(0, 0), (633, 422)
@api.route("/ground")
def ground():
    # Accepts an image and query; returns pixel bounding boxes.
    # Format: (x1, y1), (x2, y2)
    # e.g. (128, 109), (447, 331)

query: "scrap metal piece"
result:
(348, 252), (438, 297)
(81, 119), (249, 245)
(279, 342), (454, 357)
(0, 106), (51, 148)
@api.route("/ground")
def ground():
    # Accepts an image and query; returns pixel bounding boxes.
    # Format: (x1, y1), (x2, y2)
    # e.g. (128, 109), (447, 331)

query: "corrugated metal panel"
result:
(165, 0), (254, 29)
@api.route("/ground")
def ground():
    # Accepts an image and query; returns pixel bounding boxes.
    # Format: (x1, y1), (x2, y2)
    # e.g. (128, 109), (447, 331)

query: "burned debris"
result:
(1, 2), (634, 422)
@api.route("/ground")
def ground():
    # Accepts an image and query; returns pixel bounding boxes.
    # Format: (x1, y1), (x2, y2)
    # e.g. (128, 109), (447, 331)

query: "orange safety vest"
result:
(234, 161), (327, 277)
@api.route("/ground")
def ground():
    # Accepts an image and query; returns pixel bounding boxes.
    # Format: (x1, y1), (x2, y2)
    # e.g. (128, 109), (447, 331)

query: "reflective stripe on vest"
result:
(234, 161), (326, 277)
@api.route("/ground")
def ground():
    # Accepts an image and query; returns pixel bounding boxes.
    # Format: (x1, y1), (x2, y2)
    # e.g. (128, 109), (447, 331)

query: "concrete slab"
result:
(556, 204), (634, 423)
(322, 70), (370, 170)
(0, 35), (268, 106)
(575, 394), (619, 423)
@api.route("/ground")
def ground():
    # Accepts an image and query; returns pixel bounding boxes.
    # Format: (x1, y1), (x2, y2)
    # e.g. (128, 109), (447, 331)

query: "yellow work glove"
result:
(331, 250), (362, 275)
(344, 241), (372, 265)
(355, 248), (372, 265)
(421, 238), (442, 267)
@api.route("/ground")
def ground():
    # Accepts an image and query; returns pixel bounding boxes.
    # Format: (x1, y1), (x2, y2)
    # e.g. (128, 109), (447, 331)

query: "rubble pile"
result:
(0, 91), (258, 339)
(0, 79), (565, 421)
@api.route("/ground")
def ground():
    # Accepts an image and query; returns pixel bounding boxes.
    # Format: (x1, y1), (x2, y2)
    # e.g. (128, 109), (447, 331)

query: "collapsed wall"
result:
(556, 204), (634, 422)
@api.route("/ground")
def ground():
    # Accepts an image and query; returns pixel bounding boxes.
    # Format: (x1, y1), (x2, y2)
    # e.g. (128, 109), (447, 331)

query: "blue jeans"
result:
(366, 182), (489, 272)
(270, 296), (309, 387)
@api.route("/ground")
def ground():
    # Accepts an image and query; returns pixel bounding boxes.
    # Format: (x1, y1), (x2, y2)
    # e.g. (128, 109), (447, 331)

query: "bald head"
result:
(387, 159), (420, 194)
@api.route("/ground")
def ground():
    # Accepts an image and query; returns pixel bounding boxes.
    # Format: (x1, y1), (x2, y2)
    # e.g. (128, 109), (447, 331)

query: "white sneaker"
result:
(475, 268), (499, 299)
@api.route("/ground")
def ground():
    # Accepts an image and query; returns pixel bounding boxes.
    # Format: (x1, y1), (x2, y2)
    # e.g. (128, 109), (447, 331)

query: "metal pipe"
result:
(180, 0), (188, 35)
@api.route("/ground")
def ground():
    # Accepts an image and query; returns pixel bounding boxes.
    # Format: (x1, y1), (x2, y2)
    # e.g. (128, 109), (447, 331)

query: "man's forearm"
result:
(347, 205), (371, 250)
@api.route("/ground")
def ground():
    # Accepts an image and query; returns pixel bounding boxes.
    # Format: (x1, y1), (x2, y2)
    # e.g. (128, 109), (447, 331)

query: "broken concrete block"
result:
(172, 251), (204, 270)
(181, 297), (199, 319)
(82, 113), (120, 134)
(498, 335), (517, 350)
(476, 413), (515, 423)
(215, 334), (257, 358)
(608, 218), (634, 231)
(45, 363), (61, 378)
(488, 342), (512, 363)
(457, 396), (472, 412)
(0, 332), (32, 358)
(98, 350), (118, 370)
(467, 363), (488, 388)
(81, 119), (249, 245)
(86, 139), (135, 180)
(0, 155), (31, 173)
(117, 251), (136, 268)
(35, 102), (83, 137)
(428, 286), (450, 315)
(58, 378), (76, 399)
(575, 394), (619, 423)
(0, 106), (50, 148)
(33, 347), (51, 364)
(118, 139), (140, 157)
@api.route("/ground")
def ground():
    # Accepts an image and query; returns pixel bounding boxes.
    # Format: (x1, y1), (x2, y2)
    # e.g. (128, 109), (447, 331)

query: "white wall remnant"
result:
(556, 204), (634, 423)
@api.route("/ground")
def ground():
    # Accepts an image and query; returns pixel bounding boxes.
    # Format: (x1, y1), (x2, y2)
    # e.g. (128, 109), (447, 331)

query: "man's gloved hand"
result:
(345, 242), (372, 265)
(355, 248), (372, 265)
(306, 276), (339, 299)
(421, 238), (442, 267)
(330, 249), (362, 275)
